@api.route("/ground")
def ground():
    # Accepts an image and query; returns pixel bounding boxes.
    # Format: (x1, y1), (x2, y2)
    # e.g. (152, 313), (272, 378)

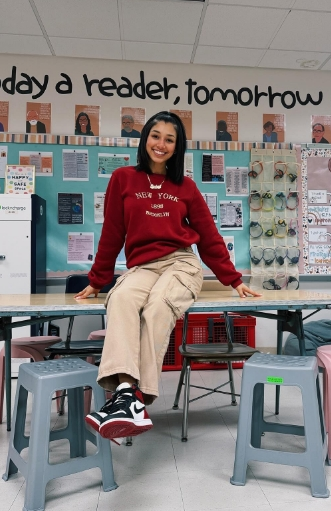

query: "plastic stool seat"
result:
(316, 345), (331, 462)
(231, 353), (329, 498)
(2, 358), (117, 511)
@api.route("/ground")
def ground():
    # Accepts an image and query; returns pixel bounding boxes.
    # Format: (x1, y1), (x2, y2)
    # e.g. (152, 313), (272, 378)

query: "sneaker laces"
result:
(100, 386), (141, 414)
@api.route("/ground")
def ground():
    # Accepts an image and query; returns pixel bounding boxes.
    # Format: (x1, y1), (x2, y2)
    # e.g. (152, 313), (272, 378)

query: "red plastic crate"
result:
(162, 313), (256, 371)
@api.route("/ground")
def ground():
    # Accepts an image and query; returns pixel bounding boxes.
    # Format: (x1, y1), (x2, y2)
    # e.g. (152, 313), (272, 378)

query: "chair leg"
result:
(0, 350), (4, 424)
(181, 361), (192, 442)
(227, 361), (237, 406)
(173, 358), (187, 410)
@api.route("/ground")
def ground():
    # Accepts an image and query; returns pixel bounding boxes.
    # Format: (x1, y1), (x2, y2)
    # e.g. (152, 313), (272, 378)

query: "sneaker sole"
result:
(85, 415), (102, 433)
(99, 418), (153, 440)
(85, 416), (125, 446)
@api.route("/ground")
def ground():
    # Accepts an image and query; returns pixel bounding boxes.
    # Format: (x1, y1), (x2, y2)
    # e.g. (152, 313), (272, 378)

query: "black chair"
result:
(173, 311), (259, 441)
(46, 274), (119, 359)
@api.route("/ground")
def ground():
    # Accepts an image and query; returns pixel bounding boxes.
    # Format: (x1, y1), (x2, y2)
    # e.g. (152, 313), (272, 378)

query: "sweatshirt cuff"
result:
(231, 278), (243, 289)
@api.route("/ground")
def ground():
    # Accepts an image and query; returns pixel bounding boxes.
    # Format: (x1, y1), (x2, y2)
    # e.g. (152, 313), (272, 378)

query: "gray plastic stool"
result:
(230, 353), (329, 498)
(2, 358), (117, 511)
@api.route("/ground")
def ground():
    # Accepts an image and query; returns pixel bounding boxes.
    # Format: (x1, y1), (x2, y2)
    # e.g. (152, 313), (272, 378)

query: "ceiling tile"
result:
(259, 49), (330, 70)
(319, 58), (331, 71)
(124, 41), (193, 63)
(292, 0), (331, 11)
(199, 4), (288, 48)
(0, 34), (51, 56)
(0, 0), (42, 35)
(34, 0), (120, 39)
(271, 11), (331, 52)
(210, 0), (293, 6)
(121, 0), (203, 44)
(194, 46), (264, 67)
(50, 37), (122, 60)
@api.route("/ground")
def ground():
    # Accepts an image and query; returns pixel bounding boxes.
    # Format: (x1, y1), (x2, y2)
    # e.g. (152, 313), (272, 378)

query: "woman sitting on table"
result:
(75, 111), (261, 444)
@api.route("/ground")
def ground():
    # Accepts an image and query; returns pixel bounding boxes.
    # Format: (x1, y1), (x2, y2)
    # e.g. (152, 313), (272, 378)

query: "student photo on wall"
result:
(263, 121), (278, 142)
(121, 114), (141, 138)
(312, 123), (329, 144)
(75, 112), (94, 136)
(26, 110), (46, 134)
(216, 120), (232, 141)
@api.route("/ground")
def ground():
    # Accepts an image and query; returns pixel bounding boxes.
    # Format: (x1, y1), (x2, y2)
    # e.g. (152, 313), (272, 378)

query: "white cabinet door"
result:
(0, 220), (32, 373)
(0, 220), (31, 294)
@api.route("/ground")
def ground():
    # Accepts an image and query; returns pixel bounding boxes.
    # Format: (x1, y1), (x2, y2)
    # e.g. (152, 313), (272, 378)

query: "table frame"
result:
(1, 291), (331, 430)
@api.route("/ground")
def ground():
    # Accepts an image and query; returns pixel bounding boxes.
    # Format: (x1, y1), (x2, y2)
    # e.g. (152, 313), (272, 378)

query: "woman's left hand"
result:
(235, 283), (262, 298)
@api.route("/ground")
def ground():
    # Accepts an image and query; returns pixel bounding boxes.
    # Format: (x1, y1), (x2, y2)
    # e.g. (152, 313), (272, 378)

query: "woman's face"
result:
(265, 124), (273, 135)
(146, 121), (177, 172)
(78, 115), (88, 131)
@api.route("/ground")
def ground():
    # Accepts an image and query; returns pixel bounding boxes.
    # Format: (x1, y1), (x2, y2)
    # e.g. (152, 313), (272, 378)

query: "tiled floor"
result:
(1, 368), (331, 511)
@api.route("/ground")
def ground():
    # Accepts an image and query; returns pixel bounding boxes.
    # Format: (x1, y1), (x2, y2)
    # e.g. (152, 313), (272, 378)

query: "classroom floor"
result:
(1, 367), (331, 511)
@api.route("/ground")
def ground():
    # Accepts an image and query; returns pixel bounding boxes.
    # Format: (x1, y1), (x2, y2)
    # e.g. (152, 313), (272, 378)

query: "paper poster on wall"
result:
(0, 101), (9, 132)
(223, 236), (235, 265)
(311, 115), (331, 144)
(262, 113), (285, 143)
(301, 147), (331, 274)
(75, 105), (99, 136)
(225, 167), (248, 196)
(58, 193), (83, 225)
(0, 146), (8, 178)
(94, 192), (106, 223)
(202, 192), (218, 222)
(98, 153), (130, 177)
(216, 112), (238, 141)
(120, 107), (145, 138)
(219, 200), (243, 230)
(26, 102), (51, 134)
(184, 152), (194, 180)
(202, 153), (224, 182)
(4, 165), (35, 194)
(19, 151), (53, 176)
(63, 149), (89, 181)
(170, 110), (192, 140)
(67, 232), (94, 264)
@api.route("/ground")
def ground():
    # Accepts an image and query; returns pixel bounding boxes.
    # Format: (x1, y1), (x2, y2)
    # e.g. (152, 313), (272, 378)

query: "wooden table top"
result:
(0, 289), (331, 316)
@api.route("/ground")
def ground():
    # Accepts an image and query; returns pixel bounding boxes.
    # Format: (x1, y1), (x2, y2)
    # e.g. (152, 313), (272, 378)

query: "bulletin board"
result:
(0, 135), (293, 277)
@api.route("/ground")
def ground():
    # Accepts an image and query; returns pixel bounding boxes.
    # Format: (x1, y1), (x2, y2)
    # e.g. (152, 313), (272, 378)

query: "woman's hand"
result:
(75, 285), (101, 299)
(235, 283), (262, 298)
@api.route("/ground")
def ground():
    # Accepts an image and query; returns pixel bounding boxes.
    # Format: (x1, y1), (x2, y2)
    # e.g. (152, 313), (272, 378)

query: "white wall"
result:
(2, 53), (330, 352)
(0, 53), (329, 143)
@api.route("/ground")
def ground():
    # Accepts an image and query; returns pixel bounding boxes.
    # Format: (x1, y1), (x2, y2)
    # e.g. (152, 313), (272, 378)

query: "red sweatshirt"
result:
(88, 166), (242, 290)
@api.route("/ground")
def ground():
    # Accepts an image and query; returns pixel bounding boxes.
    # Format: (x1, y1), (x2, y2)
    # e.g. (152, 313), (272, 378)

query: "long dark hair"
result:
(75, 112), (92, 134)
(136, 111), (187, 184)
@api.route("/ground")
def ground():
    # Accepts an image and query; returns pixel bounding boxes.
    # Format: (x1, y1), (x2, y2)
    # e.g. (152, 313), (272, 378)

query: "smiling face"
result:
(265, 124), (273, 135)
(78, 114), (88, 131)
(146, 121), (177, 174)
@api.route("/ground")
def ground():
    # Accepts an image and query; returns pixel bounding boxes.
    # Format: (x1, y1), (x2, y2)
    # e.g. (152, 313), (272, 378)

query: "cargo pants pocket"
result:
(163, 259), (203, 319)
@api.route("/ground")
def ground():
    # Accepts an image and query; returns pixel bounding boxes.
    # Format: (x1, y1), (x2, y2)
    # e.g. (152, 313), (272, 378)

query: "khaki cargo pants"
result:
(97, 248), (203, 400)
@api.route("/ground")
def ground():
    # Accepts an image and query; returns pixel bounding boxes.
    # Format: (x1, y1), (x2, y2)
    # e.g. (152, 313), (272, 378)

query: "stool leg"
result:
(173, 359), (187, 410)
(302, 373), (329, 498)
(91, 383), (118, 492)
(24, 385), (52, 511)
(230, 373), (255, 486)
(251, 383), (264, 448)
(67, 387), (86, 458)
(181, 361), (191, 442)
(3, 383), (29, 480)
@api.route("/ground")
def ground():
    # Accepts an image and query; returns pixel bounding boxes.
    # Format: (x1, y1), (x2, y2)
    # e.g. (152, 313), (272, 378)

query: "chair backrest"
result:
(65, 274), (119, 294)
